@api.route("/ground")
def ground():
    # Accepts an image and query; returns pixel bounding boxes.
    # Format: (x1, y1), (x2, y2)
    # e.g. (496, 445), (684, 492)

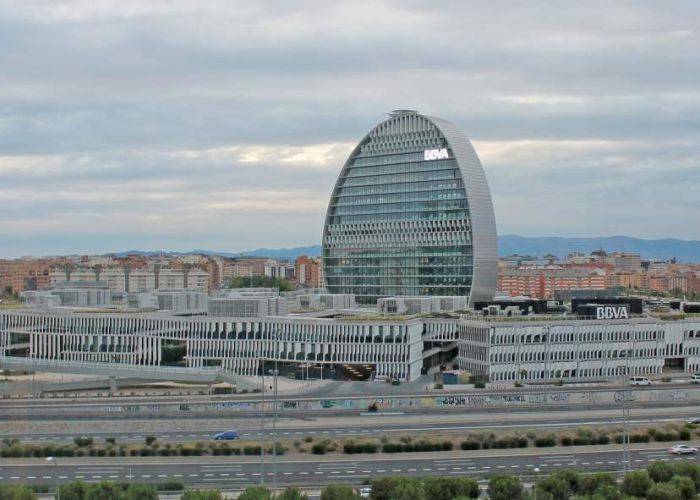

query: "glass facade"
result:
(322, 111), (495, 304)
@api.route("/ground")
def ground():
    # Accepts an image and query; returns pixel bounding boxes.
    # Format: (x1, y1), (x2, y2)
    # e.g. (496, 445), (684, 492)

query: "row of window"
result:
(345, 158), (455, 177)
(339, 169), (460, 188)
(332, 188), (465, 207)
(335, 180), (462, 198)
(491, 330), (663, 345)
(329, 209), (468, 224)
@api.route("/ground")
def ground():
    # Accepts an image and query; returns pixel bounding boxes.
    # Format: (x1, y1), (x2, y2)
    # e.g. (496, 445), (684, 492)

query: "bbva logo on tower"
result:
(424, 148), (449, 160)
(596, 306), (630, 319)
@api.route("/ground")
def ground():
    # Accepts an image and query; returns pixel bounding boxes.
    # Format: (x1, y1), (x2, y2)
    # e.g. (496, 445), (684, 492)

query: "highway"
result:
(2, 406), (697, 444)
(2, 444), (698, 488)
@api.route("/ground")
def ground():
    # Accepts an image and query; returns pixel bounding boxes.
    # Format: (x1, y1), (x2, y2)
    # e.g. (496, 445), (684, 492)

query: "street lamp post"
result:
(259, 359), (265, 485)
(269, 365), (279, 494)
(533, 467), (540, 500)
(46, 456), (59, 500)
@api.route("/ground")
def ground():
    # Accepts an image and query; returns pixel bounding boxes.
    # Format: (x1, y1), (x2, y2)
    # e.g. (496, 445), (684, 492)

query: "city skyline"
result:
(1, 1), (699, 258)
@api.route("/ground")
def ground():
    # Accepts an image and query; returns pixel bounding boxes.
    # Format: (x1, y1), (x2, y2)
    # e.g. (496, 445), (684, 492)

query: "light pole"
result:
(259, 359), (266, 485)
(46, 456), (59, 500)
(269, 365), (279, 494)
(533, 467), (540, 500)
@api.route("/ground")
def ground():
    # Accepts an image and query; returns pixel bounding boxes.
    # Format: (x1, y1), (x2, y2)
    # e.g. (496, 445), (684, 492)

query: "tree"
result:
(649, 461), (676, 483)
(672, 462), (700, 489)
(488, 474), (524, 500)
(646, 482), (682, 500)
(181, 491), (223, 500)
(536, 476), (570, 500)
(123, 484), (158, 500)
(622, 470), (653, 498)
(552, 469), (580, 494)
(423, 477), (479, 500)
(389, 479), (425, 500)
(85, 481), (124, 500)
(320, 485), (360, 500)
(144, 435), (157, 446)
(0, 485), (37, 500)
(237, 486), (273, 500)
(580, 473), (616, 495)
(59, 481), (89, 500)
(370, 478), (423, 500)
(277, 488), (308, 500)
(670, 475), (696, 500)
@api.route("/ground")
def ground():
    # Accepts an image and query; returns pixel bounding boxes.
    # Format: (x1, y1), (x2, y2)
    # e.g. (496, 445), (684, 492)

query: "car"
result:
(213, 430), (240, 441)
(669, 444), (698, 455)
(629, 376), (651, 386)
(691, 374), (700, 384)
(391, 379), (401, 386)
(358, 486), (372, 498)
(688, 417), (700, 425)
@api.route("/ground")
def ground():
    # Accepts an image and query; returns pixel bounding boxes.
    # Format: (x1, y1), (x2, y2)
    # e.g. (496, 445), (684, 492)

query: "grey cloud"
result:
(0, 0), (698, 256)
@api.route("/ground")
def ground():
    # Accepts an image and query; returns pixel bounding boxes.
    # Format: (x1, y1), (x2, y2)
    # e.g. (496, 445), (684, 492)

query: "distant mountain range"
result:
(498, 235), (700, 262)
(111, 235), (700, 262)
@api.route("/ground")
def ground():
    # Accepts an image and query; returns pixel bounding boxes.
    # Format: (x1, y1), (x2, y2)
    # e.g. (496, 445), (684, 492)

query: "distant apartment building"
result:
(185, 269), (209, 291)
(0, 259), (65, 293)
(97, 268), (127, 293)
(264, 260), (295, 280)
(605, 252), (642, 272)
(498, 267), (607, 299)
(157, 269), (185, 290)
(128, 270), (156, 292)
(295, 256), (323, 288)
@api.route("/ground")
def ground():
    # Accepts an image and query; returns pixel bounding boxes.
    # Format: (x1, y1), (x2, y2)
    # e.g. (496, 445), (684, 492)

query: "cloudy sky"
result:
(1, 1), (698, 258)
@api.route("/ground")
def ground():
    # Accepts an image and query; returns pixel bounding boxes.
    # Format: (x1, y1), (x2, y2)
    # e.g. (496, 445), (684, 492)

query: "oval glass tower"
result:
(322, 111), (497, 305)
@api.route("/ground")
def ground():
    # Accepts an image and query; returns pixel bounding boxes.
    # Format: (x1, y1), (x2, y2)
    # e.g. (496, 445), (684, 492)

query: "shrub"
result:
(560, 436), (573, 446)
(648, 461), (675, 483)
(460, 441), (480, 451)
(243, 446), (262, 456)
(679, 428), (691, 440)
(488, 474), (523, 500)
(622, 470), (653, 498)
(277, 487), (309, 500)
(144, 435), (157, 446)
(580, 473), (615, 495)
(238, 486), (273, 500)
(673, 462), (700, 489)
(597, 434), (610, 445)
(534, 436), (556, 447)
(157, 480), (185, 491)
(105, 437), (116, 445)
(474, 381), (486, 389)
(311, 443), (326, 455)
(646, 482), (682, 500)
(381, 443), (396, 453)
(671, 475), (696, 500)
(73, 436), (93, 447)
(320, 484), (360, 500)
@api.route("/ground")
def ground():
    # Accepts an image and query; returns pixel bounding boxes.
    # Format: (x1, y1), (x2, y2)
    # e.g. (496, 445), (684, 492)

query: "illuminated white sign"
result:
(424, 148), (449, 160)
(596, 306), (629, 319)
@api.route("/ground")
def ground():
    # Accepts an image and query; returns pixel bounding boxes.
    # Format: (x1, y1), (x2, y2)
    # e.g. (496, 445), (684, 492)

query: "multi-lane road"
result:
(2, 406), (698, 444)
(1, 445), (698, 489)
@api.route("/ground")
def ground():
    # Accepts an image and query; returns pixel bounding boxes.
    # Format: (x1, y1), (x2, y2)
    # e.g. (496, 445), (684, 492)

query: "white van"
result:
(629, 376), (651, 386)
(691, 374), (700, 384)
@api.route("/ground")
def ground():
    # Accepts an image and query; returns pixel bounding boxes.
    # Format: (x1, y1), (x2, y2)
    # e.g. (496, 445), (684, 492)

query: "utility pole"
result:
(259, 359), (265, 485)
(269, 363), (279, 493)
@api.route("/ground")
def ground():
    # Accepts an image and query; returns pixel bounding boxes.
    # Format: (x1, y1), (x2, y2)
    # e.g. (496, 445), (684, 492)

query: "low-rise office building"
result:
(1, 307), (699, 382)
